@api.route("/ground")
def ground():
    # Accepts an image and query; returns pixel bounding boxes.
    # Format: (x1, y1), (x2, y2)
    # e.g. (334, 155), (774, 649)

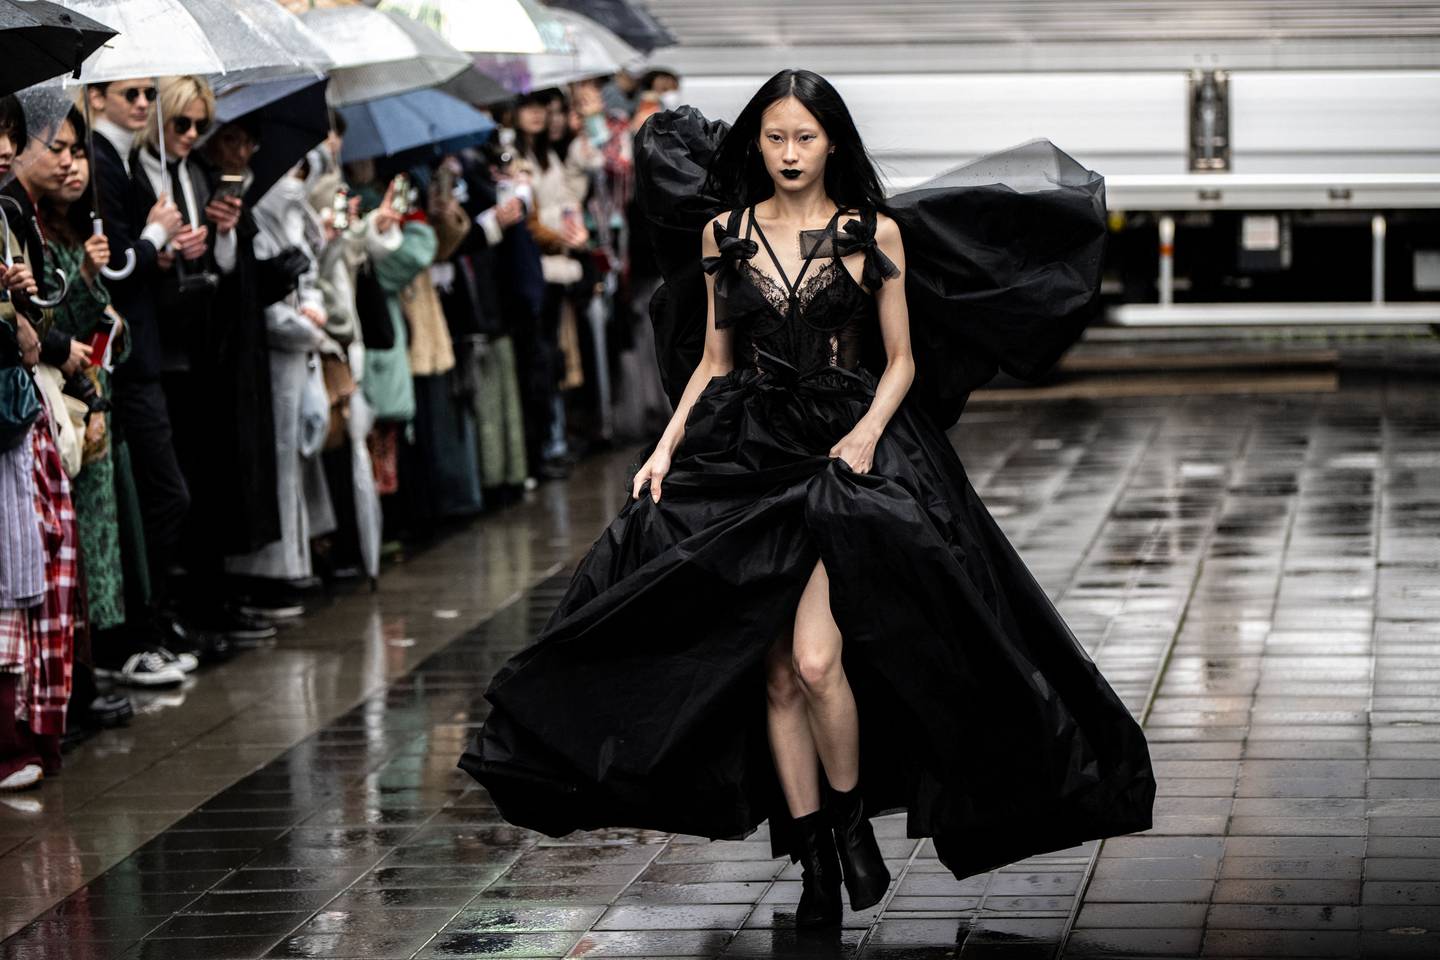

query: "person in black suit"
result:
(85, 77), (206, 686)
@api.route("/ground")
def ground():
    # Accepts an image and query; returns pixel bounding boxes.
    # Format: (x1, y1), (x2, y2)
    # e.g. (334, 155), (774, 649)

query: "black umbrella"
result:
(0, 0), (116, 97)
(546, 0), (675, 54)
(212, 75), (331, 204)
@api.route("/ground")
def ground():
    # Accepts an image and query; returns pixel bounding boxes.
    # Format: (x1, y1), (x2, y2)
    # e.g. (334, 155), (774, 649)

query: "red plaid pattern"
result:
(0, 609), (25, 671)
(26, 405), (76, 735)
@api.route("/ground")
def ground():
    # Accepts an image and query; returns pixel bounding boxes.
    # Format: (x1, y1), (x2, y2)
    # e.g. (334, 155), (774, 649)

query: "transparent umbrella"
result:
(473, 7), (644, 95)
(376, 0), (570, 55)
(59, 0), (327, 83)
(57, 0), (330, 275)
(300, 5), (471, 107)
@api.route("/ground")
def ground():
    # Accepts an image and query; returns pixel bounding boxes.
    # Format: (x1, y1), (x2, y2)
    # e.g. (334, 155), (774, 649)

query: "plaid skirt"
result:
(24, 405), (76, 735)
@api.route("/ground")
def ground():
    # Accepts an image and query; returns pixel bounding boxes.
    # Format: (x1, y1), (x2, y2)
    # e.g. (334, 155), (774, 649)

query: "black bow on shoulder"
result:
(700, 220), (758, 276)
(833, 215), (901, 291)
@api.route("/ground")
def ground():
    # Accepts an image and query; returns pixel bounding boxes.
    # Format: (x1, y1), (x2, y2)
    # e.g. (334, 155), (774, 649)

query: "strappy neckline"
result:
(744, 204), (844, 303)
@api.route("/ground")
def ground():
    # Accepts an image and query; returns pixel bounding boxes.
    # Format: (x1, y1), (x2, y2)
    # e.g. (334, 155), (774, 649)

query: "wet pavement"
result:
(2, 345), (1439, 958)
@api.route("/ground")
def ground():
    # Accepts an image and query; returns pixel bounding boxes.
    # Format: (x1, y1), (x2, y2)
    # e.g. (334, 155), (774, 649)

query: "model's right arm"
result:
(629, 213), (735, 503)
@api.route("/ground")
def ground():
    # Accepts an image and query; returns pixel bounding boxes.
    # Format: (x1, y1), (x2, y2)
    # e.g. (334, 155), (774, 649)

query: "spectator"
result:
(86, 76), (192, 687)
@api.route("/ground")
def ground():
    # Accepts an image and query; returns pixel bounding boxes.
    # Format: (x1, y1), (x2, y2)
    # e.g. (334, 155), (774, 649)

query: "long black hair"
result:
(703, 69), (886, 212)
(37, 106), (94, 247)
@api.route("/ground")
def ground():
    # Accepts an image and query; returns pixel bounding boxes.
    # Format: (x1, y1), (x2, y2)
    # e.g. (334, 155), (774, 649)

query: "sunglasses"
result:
(121, 86), (158, 105)
(171, 116), (211, 137)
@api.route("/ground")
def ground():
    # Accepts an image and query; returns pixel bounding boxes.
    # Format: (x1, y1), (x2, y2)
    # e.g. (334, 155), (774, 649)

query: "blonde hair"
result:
(144, 75), (216, 153)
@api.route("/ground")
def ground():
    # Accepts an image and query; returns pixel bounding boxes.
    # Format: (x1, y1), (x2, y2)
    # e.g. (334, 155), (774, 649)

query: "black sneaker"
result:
(216, 605), (278, 643)
(163, 619), (232, 666)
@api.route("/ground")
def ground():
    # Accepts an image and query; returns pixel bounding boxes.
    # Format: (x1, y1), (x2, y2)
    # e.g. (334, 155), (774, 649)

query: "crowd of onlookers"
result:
(0, 66), (684, 793)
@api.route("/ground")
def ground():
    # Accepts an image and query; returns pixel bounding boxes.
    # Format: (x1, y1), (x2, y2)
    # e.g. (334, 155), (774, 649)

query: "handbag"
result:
(0, 317), (42, 453)
(320, 352), (357, 452)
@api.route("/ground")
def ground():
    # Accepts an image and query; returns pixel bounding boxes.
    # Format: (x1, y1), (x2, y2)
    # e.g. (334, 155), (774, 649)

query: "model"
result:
(461, 69), (1154, 927)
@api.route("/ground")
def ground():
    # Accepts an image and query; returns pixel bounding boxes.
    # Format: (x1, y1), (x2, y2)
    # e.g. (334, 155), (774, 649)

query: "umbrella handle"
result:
(28, 266), (70, 309)
(94, 219), (137, 281)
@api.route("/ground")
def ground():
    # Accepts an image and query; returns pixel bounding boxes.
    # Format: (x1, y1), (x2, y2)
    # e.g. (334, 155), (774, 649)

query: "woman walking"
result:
(461, 70), (1154, 926)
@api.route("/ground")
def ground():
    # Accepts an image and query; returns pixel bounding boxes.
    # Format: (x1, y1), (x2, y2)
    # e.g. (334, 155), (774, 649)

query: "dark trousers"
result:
(511, 289), (564, 473)
(110, 376), (190, 612)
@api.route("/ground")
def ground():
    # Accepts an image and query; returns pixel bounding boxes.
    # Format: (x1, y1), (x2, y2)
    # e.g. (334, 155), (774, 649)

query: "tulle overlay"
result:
(460, 108), (1154, 880)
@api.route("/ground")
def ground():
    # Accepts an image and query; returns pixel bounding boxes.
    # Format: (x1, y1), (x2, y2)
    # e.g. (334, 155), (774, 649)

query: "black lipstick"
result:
(780, 169), (801, 180)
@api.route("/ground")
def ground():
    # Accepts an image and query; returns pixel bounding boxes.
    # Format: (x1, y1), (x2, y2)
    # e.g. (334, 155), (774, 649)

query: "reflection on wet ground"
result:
(2, 354), (1438, 958)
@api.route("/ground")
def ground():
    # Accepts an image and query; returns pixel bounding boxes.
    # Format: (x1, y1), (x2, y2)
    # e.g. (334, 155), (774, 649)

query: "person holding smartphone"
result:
(512, 91), (590, 481)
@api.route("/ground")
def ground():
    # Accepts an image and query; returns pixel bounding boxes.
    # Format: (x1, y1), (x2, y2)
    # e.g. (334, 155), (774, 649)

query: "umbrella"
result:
(472, 7), (644, 95)
(300, 5), (471, 107)
(212, 75), (331, 204)
(63, 0), (331, 199)
(337, 88), (496, 164)
(208, 0), (331, 84)
(375, 0), (569, 55)
(0, 0), (115, 97)
(439, 66), (512, 108)
(547, 0), (675, 54)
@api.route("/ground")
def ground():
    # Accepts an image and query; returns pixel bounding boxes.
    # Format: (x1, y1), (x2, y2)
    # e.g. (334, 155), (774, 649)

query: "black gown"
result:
(460, 110), (1155, 881)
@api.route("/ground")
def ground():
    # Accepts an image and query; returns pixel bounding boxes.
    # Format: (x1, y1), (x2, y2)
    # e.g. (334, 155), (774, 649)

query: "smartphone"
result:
(389, 173), (412, 216)
(212, 173), (246, 203)
(331, 185), (350, 231)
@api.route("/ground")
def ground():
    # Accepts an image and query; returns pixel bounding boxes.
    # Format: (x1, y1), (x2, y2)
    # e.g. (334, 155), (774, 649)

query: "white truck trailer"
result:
(644, 0), (1440, 329)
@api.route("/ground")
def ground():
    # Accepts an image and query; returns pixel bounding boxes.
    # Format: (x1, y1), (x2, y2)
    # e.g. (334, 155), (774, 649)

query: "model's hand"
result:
(631, 448), (672, 503)
(829, 425), (879, 475)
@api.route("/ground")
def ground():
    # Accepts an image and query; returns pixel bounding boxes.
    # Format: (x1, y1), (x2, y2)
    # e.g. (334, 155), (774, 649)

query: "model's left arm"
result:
(829, 212), (914, 475)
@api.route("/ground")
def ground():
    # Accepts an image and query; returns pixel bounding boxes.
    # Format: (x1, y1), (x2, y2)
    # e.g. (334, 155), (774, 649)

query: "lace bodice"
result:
(703, 204), (899, 377)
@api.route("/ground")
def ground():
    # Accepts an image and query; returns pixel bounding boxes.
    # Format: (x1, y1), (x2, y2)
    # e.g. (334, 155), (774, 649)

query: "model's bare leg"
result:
(766, 630), (823, 817)
(792, 558), (859, 792)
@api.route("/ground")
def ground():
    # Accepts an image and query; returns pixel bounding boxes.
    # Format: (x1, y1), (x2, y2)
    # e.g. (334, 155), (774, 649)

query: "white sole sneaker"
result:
(237, 603), (304, 621)
(0, 764), (43, 791)
(97, 652), (187, 687)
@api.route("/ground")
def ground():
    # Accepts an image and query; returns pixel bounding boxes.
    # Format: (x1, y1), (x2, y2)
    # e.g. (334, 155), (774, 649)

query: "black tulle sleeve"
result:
(634, 109), (1107, 429)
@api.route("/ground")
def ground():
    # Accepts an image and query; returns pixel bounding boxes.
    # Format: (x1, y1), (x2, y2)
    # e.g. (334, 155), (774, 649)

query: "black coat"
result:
(91, 132), (165, 383)
(191, 191), (281, 556)
(128, 146), (220, 375)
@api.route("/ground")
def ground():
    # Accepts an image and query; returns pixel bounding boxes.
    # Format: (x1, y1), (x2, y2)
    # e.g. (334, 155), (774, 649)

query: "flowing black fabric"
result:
(459, 109), (1152, 881)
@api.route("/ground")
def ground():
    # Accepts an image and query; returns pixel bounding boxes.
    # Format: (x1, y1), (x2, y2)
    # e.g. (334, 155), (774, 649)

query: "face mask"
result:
(659, 91), (681, 111)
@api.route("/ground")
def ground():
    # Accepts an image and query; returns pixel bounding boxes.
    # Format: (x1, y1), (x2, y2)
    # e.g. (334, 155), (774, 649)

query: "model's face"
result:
(0, 133), (14, 180)
(758, 96), (832, 195)
(92, 79), (156, 131)
(18, 119), (76, 195)
(166, 98), (209, 159)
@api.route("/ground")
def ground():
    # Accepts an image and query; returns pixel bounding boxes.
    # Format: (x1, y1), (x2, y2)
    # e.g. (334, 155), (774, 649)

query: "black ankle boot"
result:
(793, 809), (842, 927)
(826, 784), (890, 910)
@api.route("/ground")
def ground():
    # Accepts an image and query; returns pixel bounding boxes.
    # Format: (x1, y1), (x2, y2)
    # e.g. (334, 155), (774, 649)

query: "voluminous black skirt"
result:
(459, 360), (1154, 880)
